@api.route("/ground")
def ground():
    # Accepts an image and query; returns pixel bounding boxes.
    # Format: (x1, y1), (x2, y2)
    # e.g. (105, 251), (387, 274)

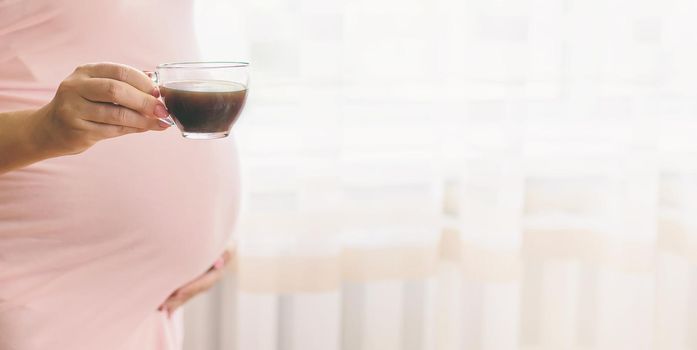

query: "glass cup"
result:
(147, 61), (249, 140)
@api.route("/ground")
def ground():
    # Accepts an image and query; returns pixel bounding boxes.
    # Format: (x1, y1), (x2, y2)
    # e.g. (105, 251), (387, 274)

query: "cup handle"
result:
(143, 70), (175, 127)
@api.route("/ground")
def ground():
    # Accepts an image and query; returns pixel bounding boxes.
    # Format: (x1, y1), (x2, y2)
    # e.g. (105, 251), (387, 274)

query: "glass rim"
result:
(156, 61), (250, 69)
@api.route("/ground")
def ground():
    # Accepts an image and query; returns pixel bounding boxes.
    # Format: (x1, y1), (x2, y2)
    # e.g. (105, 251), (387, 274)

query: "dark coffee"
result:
(160, 80), (247, 135)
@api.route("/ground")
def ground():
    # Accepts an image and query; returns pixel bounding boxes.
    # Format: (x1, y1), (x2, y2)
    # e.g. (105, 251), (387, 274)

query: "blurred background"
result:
(184, 0), (697, 349)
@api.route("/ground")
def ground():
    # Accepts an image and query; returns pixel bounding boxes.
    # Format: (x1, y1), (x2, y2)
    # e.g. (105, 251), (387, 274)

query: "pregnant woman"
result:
(0, 1), (239, 349)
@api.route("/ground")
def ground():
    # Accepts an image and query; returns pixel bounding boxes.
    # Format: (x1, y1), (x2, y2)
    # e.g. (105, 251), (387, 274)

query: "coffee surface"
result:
(160, 80), (247, 134)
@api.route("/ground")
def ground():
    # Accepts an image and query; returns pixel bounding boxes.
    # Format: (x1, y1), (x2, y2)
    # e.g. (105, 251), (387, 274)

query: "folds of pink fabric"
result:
(0, 83), (54, 112)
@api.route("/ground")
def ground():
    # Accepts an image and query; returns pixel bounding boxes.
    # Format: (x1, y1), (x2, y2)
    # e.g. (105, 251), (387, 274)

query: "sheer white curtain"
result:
(185, 0), (697, 349)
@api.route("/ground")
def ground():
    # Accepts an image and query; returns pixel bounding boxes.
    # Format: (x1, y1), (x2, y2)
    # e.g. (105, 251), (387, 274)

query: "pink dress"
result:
(0, 1), (240, 349)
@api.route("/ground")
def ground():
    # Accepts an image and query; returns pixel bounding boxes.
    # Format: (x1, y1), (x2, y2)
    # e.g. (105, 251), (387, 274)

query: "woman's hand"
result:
(31, 62), (171, 157)
(158, 249), (234, 317)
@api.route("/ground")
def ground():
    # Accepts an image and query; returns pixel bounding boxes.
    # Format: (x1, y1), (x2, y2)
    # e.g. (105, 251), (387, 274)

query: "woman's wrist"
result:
(0, 106), (56, 174)
(22, 104), (60, 160)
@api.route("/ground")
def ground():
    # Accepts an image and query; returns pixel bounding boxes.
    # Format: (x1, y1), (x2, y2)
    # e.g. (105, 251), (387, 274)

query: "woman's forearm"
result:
(0, 107), (53, 175)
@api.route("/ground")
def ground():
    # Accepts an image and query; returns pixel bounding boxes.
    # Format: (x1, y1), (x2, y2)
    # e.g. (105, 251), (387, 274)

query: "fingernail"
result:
(154, 104), (169, 118)
(213, 258), (225, 270)
(151, 87), (160, 98)
(158, 120), (172, 128)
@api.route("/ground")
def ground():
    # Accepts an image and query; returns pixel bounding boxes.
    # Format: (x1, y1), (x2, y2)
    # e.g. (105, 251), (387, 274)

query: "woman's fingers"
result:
(84, 121), (148, 139)
(174, 268), (223, 302)
(77, 78), (168, 119)
(74, 62), (167, 119)
(160, 268), (225, 316)
(216, 249), (233, 269)
(83, 101), (166, 130)
(77, 62), (156, 95)
(159, 249), (235, 317)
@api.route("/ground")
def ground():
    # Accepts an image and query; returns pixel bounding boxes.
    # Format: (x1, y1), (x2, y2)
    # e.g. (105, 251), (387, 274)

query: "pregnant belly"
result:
(0, 129), (240, 349)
